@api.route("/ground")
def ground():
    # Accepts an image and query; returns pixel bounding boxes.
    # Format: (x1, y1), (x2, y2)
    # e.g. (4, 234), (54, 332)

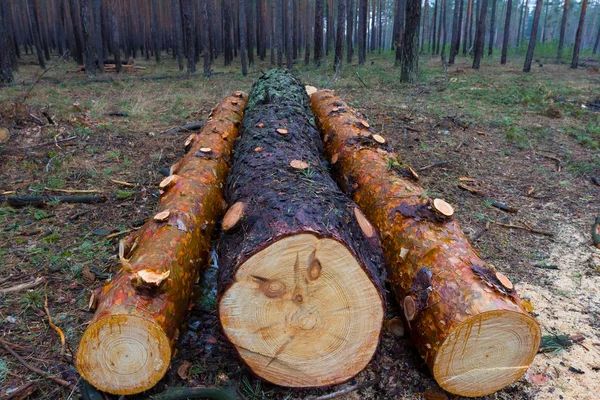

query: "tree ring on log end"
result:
(495, 272), (513, 290)
(219, 234), (383, 387)
(305, 85), (318, 96)
(222, 202), (245, 231)
(159, 175), (179, 191)
(372, 134), (386, 144)
(432, 198), (454, 218)
(75, 315), (171, 395)
(403, 295), (416, 321)
(433, 310), (541, 397)
(354, 207), (375, 238)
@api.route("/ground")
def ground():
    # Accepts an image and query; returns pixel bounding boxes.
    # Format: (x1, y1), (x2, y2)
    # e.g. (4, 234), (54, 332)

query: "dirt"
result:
(1, 54), (599, 399)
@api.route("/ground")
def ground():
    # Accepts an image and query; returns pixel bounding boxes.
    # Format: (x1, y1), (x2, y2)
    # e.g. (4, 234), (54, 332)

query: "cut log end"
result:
(354, 207), (375, 238)
(219, 234), (383, 387)
(290, 160), (309, 169)
(433, 310), (541, 397)
(432, 198), (454, 218)
(372, 134), (386, 144)
(76, 315), (171, 395)
(305, 85), (318, 96)
(159, 175), (179, 190)
(222, 202), (245, 231)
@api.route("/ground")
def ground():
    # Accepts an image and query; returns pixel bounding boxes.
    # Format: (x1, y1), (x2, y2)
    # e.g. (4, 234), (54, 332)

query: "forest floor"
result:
(1, 52), (599, 400)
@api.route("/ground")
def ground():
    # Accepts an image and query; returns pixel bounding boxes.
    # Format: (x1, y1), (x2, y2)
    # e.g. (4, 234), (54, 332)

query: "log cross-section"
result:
(309, 89), (541, 397)
(75, 92), (248, 395)
(217, 70), (385, 388)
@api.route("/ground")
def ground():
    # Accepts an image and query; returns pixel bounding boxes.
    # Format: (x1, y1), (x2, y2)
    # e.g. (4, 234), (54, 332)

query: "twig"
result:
(540, 154), (562, 172)
(491, 201), (518, 213)
(355, 71), (368, 88)
(43, 187), (102, 194)
(454, 139), (465, 151)
(4, 381), (37, 400)
(0, 274), (13, 285)
(403, 125), (423, 133)
(44, 295), (66, 357)
(472, 221), (490, 241)
(109, 179), (136, 187)
(492, 220), (554, 237)
(0, 277), (45, 294)
(159, 122), (205, 135)
(21, 136), (77, 150)
(106, 229), (135, 239)
(0, 338), (74, 390)
(535, 264), (559, 270)
(1, 195), (106, 207)
(307, 378), (380, 400)
(68, 209), (90, 220)
(418, 161), (449, 172)
(458, 183), (484, 195)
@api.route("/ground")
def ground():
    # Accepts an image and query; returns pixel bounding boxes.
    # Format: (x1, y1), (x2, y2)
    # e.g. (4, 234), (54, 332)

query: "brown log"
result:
(309, 89), (541, 397)
(217, 70), (385, 388)
(75, 92), (248, 395)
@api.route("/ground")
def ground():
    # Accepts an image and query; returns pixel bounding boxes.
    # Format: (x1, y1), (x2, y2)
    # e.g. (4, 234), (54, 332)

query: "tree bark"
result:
(182, 0), (195, 73)
(594, 20), (600, 54)
(473, 0), (489, 69)
(151, 0), (160, 63)
(218, 70), (385, 388)
(109, 0), (121, 72)
(358, 0), (367, 64)
(201, 0), (211, 77)
(309, 89), (541, 398)
(449, 0), (461, 64)
(523, 0), (543, 72)
(488, 0), (497, 55)
(501, 0), (512, 64)
(286, 0), (293, 69)
(172, 0), (184, 71)
(571, 0), (588, 68)
(0, 3), (14, 83)
(432, 0), (439, 54)
(401, 0), (421, 82)
(394, 0), (405, 64)
(223, 0), (233, 66)
(239, 0), (248, 75)
(314, 0), (324, 65)
(246, 0), (254, 65)
(334, 0), (345, 72)
(80, 0), (96, 76)
(76, 92), (248, 396)
(463, 0), (472, 54)
(347, 0), (355, 62)
(305, 0), (311, 65)
(28, 0), (45, 69)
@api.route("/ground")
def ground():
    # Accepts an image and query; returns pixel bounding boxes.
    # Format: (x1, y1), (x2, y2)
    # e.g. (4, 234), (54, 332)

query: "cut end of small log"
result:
(290, 160), (309, 169)
(276, 128), (288, 135)
(184, 134), (196, 150)
(372, 134), (386, 144)
(408, 167), (420, 180)
(305, 85), (318, 96)
(433, 310), (541, 397)
(432, 198), (454, 218)
(387, 317), (405, 337)
(199, 147), (212, 153)
(222, 202), (245, 231)
(219, 234), (383, 387)
(133, 269), (171, 288)
(403, 296), (416, 321)
(154, 210), (171, 222)
(495, 272), (514, 290)
(331, 153), (339, 164)
(354, 207), (375, 238)
(76, 315), (171, 395)
(159, 175), (179, 191)
(359, 120), (370, 129)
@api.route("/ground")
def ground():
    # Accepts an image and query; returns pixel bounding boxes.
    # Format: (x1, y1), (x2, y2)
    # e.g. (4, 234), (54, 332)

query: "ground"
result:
(0, 52), (599, 400)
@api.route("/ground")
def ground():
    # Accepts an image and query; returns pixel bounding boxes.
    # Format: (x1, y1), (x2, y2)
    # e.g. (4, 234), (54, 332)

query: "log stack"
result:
(217, 70), (385, 388)
(75, 92), (248, 395)
(309, 89), (541, 397)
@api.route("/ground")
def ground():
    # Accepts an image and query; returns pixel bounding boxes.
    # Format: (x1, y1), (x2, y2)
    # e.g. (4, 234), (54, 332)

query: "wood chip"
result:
(277, 128), (288, 135)
(154, 210), (170, 222)
(254, 147), (263, 152)
(360, 120), (370, 128)
(290, 160), (309, 169)
(159, 175), (179, 190)
(403, 296), (416, 321)
(305, 85), (318, 96)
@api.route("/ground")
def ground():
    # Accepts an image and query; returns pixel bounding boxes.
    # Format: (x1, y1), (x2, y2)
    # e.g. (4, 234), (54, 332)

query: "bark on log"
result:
(75, 92), (248, 395)
(217, 70), (385, 388)
(309, 89), (541, 397)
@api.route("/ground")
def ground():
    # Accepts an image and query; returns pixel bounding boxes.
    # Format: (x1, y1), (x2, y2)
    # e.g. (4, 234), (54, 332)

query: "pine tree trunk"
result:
(76, 92), (248, 396)
(277, 0), (283, 66)
(305, 0), (311, 64)
(488, 0), (497, 55)
(0, 4), (14, 83)
(239, 0), (248, 75)
(172, 0), (184, 71)
(309, 89), (541, 398)
(28, 0), (45, 69)
(334, 0), (345, 71)
(440, 0), (447, 55)
(449, 0), (461, 63)
(80, 0), (96, 76)
(91, 0), (104, 71)
(109, 0), (121, 72)
(432, 0), (439, 54)
(347, 0), (354, 62)
(370, 0), (376, 51)
(394, 0), (405, 64)
(218, 70), (385, 388)
(258, 0), (267, 60)
(314, 0), (323, 65)
(358, 0), (367, 64)
(473, 0), (489, 69)
(463, 0), (472, 54)
(401, 0), (421, 82)
(246, 0), (254, 65)
(224, 0), (233, 66)
(501, 0), (513, 63)
(182, 0), (195, 72)
(570, 0), (588, 68)
(523, 0), (543, 72)
(150, 0), (160, 63)
(421, 0), (429, 52)
(594, 21), (600, 54)
(286, 0), (293, 69)
(377, 0), (383, 52)
(201, 0), (211, 76)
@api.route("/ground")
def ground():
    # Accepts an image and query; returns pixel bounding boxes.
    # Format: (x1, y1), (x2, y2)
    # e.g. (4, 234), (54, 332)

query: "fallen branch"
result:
(0, 195), (106, 207)
(3, 381), (37, 400)
(159, 122), (205, 135)
(418, 161), (448, 172)
(44, 296), (66, 357)
(0, 277), (45, 294)
(492, 220), (554, 237)
(491, 201), (518, 213)
(0, 338), (75, 390)
(109, 179), (136, 187)
(105, 229), (135, 239)
(458, 183), (484, 195)
(21, 136), (77, 150)
(43, 187), (102, 194)
(307, 378), (379, 400)
(355, 71), (368, 88)
(146, 387), (234, 400)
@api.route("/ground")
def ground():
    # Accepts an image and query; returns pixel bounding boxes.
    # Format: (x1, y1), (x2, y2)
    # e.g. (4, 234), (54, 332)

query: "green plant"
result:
(21, 290), (43, 310)
(116, 190), (135, 200)
(0, 357), (8, 380)
(34, 209), (49, 220)
(241, 377), (274, 400)
(43, 232), (61, 244)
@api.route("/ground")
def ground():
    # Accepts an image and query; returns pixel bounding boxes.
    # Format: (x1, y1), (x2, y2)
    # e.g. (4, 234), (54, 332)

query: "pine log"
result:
(75, 91), (248, 395)
(309, 89), (541, 397)
(217, 70), (385, 388)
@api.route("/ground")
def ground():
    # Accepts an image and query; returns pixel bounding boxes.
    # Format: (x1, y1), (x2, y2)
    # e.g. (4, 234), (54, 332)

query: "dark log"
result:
(0, 195), (106, 207)
(217, 70), (385, 388)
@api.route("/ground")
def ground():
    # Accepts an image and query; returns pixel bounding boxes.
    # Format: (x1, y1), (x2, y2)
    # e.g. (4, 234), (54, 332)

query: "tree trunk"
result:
(172, 0), (184, 71)
(277, 0), (283, 66)
(258, 0), (267, 60)
(80, 0), (96, 76)
(218, 70), (385, 388)
(76, 92), (248, 396)
(182, 0), (195, 73)
(109, 0), (121, 72)
(334, 0), (345, 71)
(449, 0), (461, 64)
(246, 0), (255, 65)
(394, 0), (405, 64)
(432, 0), (439, 54)
(201, 0), (211, 77)
(370, 0), (376, 51)
(239, 0), (248, 75)
(92, 0), (104, 72)
(314, 0), (323, 65)
(523, 0), (543, 72)
(401, 0), (421, 82)
(571, 0), (588, 68)
(309, 89), (541, 398)
(305, 0), (311, 65)
(488, 0), (497, 55)
(347, 0), (354, 62)
(358, 0), (367, 64)
(473, 0), (489, 69)
(421, 0), (429, 52)
(463, 0), (472, 54)
(224, 0), (233, 66)
(500, 0), (512, 63)
(594, 20), (600, 54)
(28, 0), (45, 69)
(440, 0), (447, 56)
(286, 0), (293, 69)
(541, 0), (549, 43)
(151, 0), (160, 63)
(0, 4), (14, 83)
